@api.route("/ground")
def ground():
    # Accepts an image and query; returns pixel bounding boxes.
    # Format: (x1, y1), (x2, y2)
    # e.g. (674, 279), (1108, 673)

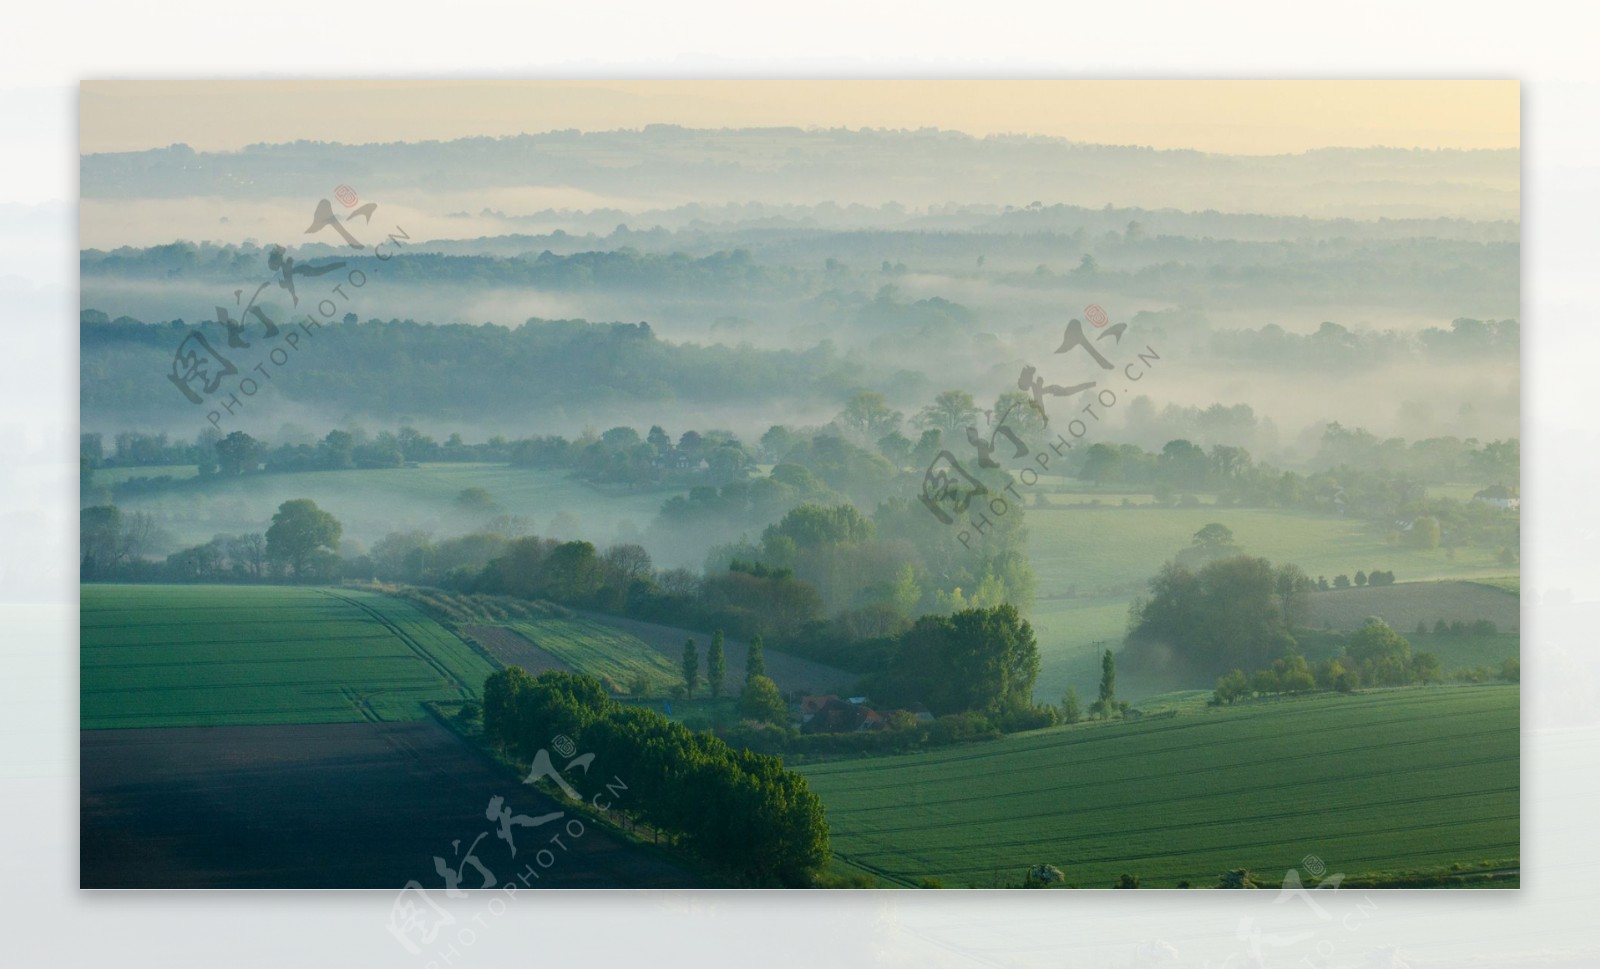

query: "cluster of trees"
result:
(678, 631), (789, 725)
(1125, 548), (1508, 699)
(510, 425), (754, 488)
(464, 534), (827, 644)
(81, 431), (195, 468)
(1418, 618), (1500, 637)
(866, 603), (1055, 729)
(1207, 318), (1519, 374)
(706, 496), (1033, 648)
(480, 668), (829, 886)
(83, 246), (811, 295)
(1457, 657), (1521, 684)
(1212, 618), (1444, 702)
(716, 606), (1057, 758)
(79, 505), (159, 579)
(244, 427), (510, 472)
(1314, 421), (1519, 482)
(81, 313), (867, 425)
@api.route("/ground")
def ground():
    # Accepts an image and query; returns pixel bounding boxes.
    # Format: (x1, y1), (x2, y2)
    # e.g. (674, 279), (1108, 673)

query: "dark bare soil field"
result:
(81, 719), (700, 889)
(1305, 580), (1519, 632)
(462, 625), (572, 676)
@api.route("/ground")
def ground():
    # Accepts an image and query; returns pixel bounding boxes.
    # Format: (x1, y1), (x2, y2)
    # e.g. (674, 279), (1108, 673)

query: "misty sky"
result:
(80, 80), (1519, 155)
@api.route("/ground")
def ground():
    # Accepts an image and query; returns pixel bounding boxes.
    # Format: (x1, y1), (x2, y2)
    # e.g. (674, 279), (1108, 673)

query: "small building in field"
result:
(1472, 485), (1520, 511)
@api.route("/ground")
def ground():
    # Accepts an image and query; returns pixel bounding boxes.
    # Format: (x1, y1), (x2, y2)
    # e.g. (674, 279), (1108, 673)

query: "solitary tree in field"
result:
(745, 634), (766, 683)
(681, 638), (699, 698)
(1192, 522), (1236, 554)
(265, 499), (342, 578)
(707, 630), (726, 699)
(1060, 686), (1082, 724)
(1091, 649), (1119, 719)
(455, 486), (498, 513)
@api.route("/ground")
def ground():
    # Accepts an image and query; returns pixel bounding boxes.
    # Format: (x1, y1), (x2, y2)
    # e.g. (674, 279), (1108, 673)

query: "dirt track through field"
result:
(81, 718), (700, 888)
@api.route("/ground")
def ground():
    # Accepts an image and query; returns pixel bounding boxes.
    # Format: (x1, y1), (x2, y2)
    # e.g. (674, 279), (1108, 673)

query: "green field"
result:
(1023, 505), (1517, 704)
(107, 463), (677, 552)
(803, 684), (1519, 888)
(81, 584), (496, 728)
(1472, 576), (1521, 596)
(506, 617), (685, 692)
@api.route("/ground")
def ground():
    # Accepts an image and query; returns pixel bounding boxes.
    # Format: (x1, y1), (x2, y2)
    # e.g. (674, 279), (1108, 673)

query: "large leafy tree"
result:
(884, 603), (1040, 716)
(265, 498), (342, 578)
(1125, 555), (1298, 682)
(914, 389), (980, 441)
(740, 674), (787, 724)
(837, 391), (903, 443)
(215, 430), (264, 476)
(538, 540), (603, 603)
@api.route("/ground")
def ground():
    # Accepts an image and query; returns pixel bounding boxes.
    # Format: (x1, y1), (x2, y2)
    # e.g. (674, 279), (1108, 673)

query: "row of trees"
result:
(1323, 570), (1397, 589)
(679, 631), (789, 723)
(81, 500), (342, 582)
(511, 426), (754, 489)
(1207, 318), (1519, 379)
(82, 312), (868, 426)
(82, 427), (515, 493)
(481, 668), (829, 886)
(1212, 617), (1446, 702)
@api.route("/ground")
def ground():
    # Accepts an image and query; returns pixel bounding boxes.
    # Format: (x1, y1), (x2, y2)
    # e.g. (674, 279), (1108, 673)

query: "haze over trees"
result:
(1124, 555), (1308, 682)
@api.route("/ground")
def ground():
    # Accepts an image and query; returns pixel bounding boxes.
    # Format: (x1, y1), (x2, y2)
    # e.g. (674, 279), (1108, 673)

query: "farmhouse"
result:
(1472, 485), (1520, 511)
(799, 694), (893, 734)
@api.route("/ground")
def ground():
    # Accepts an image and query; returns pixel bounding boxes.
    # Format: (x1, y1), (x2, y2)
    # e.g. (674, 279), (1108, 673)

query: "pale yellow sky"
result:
(80, 80), (1519, 155)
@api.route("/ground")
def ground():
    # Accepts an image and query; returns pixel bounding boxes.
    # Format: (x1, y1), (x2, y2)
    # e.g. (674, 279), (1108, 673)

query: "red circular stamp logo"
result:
(335, 184), (359, 208)
(1085, 304), (1109, 327)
